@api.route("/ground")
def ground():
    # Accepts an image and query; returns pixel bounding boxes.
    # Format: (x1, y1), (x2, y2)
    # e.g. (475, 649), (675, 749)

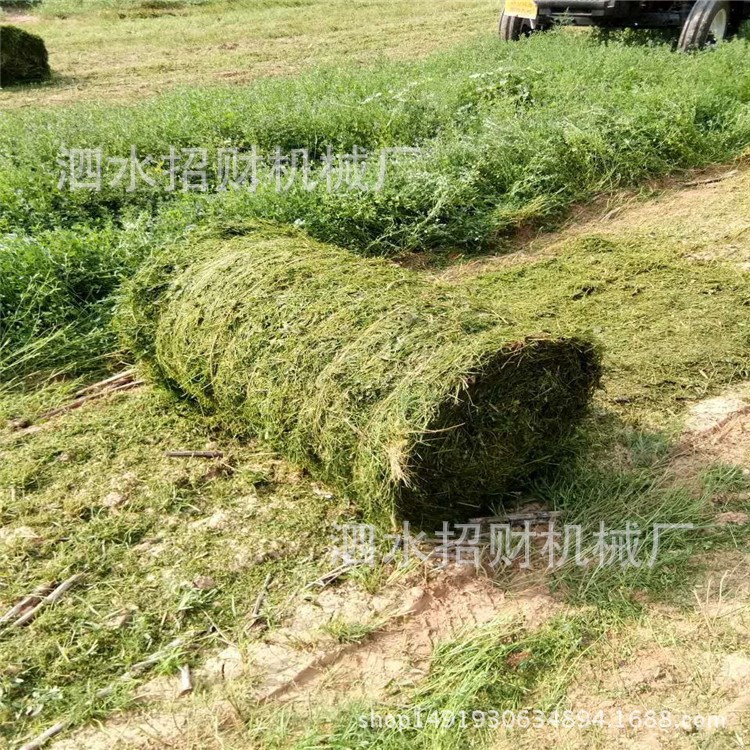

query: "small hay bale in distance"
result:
(121, 227), (601, 523)
(0, 25), (50, 87)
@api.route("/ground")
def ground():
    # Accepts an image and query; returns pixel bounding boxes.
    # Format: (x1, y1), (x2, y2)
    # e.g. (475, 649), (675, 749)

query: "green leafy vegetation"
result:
(4, 32), (750, 242)
(0, 225), (145, 383)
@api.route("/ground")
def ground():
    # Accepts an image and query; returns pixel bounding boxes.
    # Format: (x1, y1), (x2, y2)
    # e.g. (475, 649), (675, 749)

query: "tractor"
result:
(499, 0), (750, 50)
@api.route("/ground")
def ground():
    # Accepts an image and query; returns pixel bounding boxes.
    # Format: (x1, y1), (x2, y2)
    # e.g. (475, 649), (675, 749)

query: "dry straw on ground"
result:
(120, 225), (601, 522)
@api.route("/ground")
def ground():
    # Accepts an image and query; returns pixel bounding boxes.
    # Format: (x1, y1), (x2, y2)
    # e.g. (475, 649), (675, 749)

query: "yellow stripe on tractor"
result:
(504, 0), (538, 20)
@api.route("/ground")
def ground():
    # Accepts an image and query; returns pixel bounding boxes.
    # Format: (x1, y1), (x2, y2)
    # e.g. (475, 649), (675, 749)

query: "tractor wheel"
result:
(678, 0), (731, 51)
(498, 12), (535, 41)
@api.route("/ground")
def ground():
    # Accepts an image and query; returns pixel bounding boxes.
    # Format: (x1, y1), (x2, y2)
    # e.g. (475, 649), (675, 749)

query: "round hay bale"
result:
(120, 226), (601, 523)
(0, 25), (50, 87)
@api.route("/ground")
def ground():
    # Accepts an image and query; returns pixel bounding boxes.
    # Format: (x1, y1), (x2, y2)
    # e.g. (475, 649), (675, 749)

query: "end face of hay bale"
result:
(401, 336), (600, 523)
(121, 227), (601, 525)
(0, 25), (51, 87)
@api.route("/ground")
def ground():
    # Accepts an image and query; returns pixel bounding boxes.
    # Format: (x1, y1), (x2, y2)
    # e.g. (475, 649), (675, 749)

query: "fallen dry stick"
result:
(38, 381), (144, 422)
(469, 510), (564, 525)
(0, 583), (55, 626)
(305, 564), (356, 590)
(14, 573), (84, 627)
(165, 450), (225, 459)
(19, 720), (68, 750)
(179, 664), (193, 696)
(94, 637), (188, 700)
(129, 637), (185, 675)
(74, 369), (135, 398)
(248, 572), (273, 628)
(684, 169), (739, 188)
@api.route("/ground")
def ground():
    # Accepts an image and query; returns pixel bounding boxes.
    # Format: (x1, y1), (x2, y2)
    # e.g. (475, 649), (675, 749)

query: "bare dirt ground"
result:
(3, 14), (39, 23)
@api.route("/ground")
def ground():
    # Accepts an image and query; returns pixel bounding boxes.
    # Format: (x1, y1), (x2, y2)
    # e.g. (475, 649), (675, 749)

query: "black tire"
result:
(498, 12), (535, 41)
(678, 0), (731, 51)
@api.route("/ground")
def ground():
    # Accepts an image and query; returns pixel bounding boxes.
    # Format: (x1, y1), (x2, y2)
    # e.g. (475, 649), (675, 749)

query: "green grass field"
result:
(1, 3), (750, 748)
